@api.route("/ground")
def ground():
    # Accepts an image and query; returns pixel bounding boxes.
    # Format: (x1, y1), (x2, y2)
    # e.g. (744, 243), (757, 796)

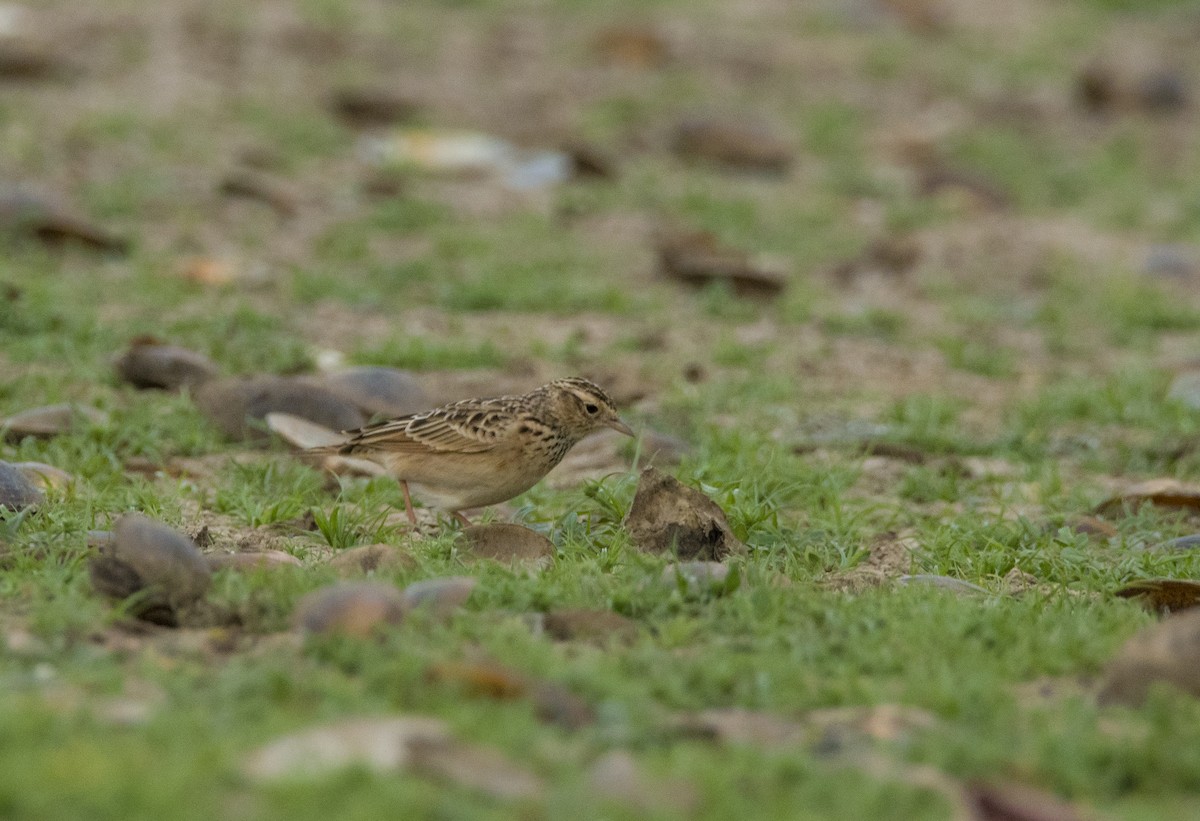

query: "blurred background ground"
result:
(5, 0), (1200, 819)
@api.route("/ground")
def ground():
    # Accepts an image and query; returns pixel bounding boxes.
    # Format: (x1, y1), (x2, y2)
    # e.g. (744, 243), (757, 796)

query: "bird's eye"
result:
(585, 403), (599, 414)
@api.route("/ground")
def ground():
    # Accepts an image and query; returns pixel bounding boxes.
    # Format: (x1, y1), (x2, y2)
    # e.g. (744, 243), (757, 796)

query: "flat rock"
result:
(327, 543), (417, 576)
(1099, 608), (1200, 706)
(319, 367), (429, 418)
(292, 581), (407, 637)
(12, 462), (73, 491)
(245, 715), (450, 781)
(0, 461), (43, 510)
(194, 376), (364, 441)
(625, 467), (745, 560)
(264, 412), (346, 450)
(459, 523), (555, 568)
(114, 338), (219, 391)
(2, 403), (108, 440)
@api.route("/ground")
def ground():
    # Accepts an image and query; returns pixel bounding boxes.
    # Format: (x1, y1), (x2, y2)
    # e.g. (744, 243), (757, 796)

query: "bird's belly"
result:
(389, 451), (551, 511)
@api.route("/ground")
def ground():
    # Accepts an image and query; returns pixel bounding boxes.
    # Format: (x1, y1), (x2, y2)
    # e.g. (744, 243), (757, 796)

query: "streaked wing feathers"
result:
(339, 398), (517, 455)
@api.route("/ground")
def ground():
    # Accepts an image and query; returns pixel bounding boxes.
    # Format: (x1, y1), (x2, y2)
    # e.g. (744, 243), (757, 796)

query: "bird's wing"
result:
(334, 398), (517, 455)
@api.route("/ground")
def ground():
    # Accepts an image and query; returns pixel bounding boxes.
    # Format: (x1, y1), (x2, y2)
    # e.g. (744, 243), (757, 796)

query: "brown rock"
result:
(194, 376), (365, 441)
(459, 523), (555, 568)
(327, 543), (416, 575)
(89, 514), (212, 626)
(329, 87), (419, 128)
(293, 582), (407, 637)
(1099, 609), (1200, 705)
(114, 337), (220, 391)
(657, 228), (787, 298)
(625, 467), (745, 559)
(542, 608), (639, 645)
(673, 118), (792, 173)
(2, 403), (108, 440)
(965, 780), (1094, 821)
(219, 169), (300, 218)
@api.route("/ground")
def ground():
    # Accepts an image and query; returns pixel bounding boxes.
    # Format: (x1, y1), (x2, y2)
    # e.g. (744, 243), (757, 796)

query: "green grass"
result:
(4, 0), (1200, 818)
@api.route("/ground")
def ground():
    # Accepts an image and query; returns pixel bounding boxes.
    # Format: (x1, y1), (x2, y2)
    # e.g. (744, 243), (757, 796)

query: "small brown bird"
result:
(311, 377), (633, 525)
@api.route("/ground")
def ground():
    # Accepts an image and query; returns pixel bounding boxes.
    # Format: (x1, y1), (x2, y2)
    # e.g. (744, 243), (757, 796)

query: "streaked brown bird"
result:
(310, 377), (633, 525)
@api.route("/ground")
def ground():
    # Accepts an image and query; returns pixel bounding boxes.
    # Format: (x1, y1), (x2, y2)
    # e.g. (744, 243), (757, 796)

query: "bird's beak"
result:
(608, 417), (635, 437)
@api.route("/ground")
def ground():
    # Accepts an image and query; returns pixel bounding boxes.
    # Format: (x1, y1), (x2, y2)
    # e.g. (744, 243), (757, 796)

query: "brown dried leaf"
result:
(1115, 579), (1200, 614)
(673, 118), (792, 173)
(1096, 478), (1200, 516)
(657, 228), (787, 298)
(965, 780), (1094, 821)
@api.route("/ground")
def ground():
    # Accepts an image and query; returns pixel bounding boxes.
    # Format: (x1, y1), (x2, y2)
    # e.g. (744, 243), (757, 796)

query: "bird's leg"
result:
(452, 511), (473, 528)
(400, 480), (417, 525)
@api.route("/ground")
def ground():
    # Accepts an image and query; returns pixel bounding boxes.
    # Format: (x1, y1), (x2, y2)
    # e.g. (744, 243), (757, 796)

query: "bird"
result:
(310, 377), (634, 526)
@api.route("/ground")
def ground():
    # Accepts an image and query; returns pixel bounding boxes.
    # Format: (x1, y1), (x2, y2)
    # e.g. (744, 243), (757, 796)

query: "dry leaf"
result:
(1115, 579), (1200, 614)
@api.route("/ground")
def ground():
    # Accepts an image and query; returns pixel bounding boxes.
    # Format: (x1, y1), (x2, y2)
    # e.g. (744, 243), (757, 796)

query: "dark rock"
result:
(0, 461), (44, 510)
(89, 514), (212, 624)
(114, 337), (220, 391)
(624, 467), (745, 559)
